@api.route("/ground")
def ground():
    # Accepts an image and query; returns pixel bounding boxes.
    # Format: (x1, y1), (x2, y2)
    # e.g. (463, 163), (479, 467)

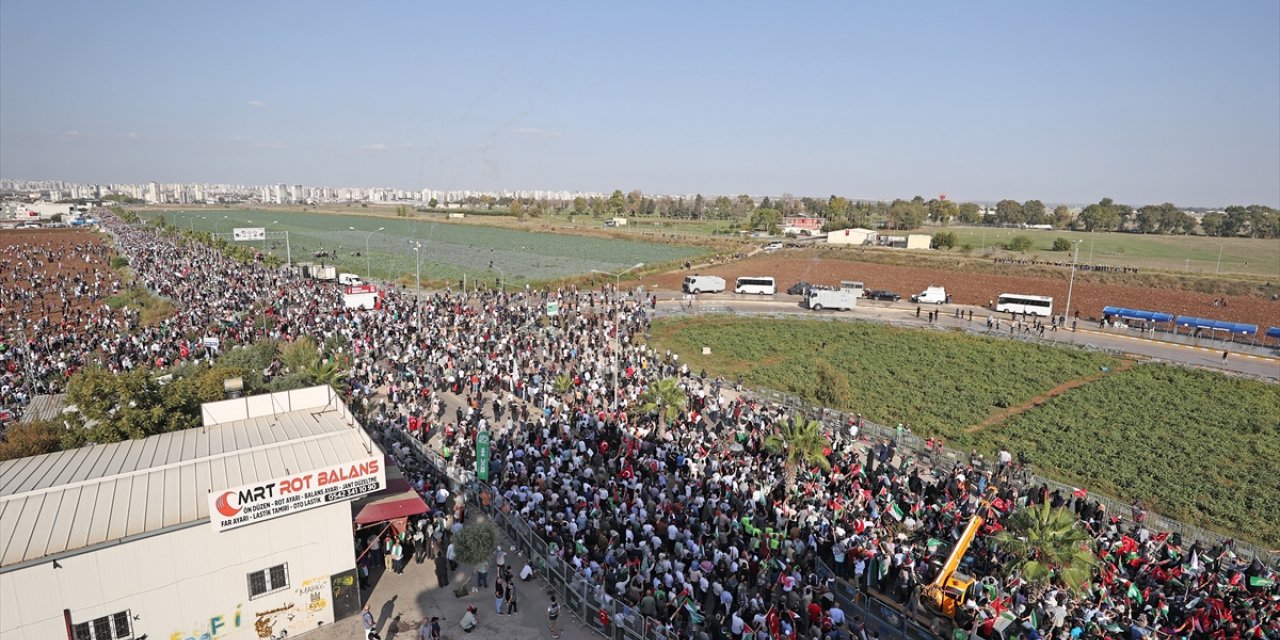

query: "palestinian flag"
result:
(926, 538), (944, 554)
(1127, 582), (1143, 605)
(1072, 487), (1087, 498)
(682, 597), (705, 624)
(1248, 576), (1275, 588)
(889, 502), (905, 521)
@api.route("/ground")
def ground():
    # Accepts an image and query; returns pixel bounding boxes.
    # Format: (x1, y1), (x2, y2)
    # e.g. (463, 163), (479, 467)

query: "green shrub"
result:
(111, 256), (129, 269)
(1006, 235), (1034, 252)
(931, 231), (957, 250)
(1051, 238), (1073, 252)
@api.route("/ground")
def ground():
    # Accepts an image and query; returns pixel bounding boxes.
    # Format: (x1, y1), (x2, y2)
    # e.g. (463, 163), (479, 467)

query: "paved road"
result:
(654, 293), (1280, 381)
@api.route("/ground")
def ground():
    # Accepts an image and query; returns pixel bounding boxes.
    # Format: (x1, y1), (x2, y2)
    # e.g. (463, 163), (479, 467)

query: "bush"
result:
(1051, 238), (1073, 252)
(1006, 235), (1034, 252)
(931, 231), (957, 250)
(454, 522), (498, 566)
(111, 256), (129, 269)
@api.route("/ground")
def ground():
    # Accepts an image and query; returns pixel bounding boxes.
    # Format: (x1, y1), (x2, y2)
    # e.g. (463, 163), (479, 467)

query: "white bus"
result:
(996, 293), (1054, 317)
(734, 276), (776, 295)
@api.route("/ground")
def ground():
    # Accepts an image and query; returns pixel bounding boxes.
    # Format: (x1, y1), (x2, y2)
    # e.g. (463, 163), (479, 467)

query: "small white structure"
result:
(906, 234), (932, 250)
(0, 386), (383, 640)
(826, 227), (877, 246)
(607, 217), (628, 227)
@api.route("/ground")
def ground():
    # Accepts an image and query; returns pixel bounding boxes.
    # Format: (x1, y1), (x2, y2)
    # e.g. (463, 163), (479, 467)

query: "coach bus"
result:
(734, 276), (777, 295)
(996, 293), (1053, 317)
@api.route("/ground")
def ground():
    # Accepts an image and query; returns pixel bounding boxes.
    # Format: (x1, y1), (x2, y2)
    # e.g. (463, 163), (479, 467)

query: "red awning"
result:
(354, 490), (430, 525)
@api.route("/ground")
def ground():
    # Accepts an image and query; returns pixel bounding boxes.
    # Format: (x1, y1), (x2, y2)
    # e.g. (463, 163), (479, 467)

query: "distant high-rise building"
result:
(146, 182), (161, 204)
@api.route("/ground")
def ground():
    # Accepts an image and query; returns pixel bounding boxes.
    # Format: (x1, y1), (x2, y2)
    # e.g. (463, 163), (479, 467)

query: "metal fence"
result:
(747, 386), (1277, 566)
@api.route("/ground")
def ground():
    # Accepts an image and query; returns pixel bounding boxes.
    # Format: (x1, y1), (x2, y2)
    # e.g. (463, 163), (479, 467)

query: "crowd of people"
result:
(1, 211), (1276, 640)
(992, 258), (1140, 275)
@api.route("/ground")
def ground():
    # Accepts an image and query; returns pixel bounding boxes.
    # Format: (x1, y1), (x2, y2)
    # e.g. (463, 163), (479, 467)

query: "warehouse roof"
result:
(0, 386), (377, 570)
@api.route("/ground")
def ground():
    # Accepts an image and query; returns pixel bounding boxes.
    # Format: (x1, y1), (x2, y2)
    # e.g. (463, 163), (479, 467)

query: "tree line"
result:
(449, 191), (1278, 239)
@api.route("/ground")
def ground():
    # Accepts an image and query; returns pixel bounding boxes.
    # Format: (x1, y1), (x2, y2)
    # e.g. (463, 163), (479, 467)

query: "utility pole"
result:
(1064, 240), (1082, 323)
(411, 241), (423, 325)
(1215, 243), (1223, 275)
(591, 263), (644, 412)
(352, 226), (384, 279)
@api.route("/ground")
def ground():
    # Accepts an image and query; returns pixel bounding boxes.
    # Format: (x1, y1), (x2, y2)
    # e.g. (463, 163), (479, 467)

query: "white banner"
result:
(233, 227), (266, 241)
(208, 456), (385, 532)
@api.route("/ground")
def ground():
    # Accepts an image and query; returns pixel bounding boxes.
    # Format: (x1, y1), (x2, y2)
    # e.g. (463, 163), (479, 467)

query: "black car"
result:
(866, 289), (901, 302)
(787, 281), (814, 295)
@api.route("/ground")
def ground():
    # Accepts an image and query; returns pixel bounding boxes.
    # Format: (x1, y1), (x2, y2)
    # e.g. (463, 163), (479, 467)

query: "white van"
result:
(839, 281), (866, 298)
(764, 241), (784, 252)
(682, 275), (725, 294)
(911, 285), (948, 304)
(338, 273), (364, 286)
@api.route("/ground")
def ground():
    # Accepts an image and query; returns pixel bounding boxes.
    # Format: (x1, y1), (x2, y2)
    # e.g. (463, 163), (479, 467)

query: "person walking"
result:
(494, 576), (506, 614)
(504, 579), (518, 615)
(547, 595), (561, 639)
(476, 555), (489, 589)
(434, 551), (449, 587)
(390, 538), (405, 575)
(362, 604), (377, 640)
(446, 540), (458, 573)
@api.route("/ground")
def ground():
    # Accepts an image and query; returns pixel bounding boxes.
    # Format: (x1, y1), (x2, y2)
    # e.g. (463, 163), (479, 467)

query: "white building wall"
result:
(0, 500), (354, 640)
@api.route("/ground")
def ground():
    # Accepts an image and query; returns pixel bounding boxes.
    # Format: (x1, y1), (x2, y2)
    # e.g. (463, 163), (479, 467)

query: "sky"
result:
(1, 1), (1277, 207)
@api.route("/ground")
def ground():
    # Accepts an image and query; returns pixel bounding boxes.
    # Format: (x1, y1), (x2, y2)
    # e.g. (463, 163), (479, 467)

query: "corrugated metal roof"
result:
(0, 408), (375, 569)
(18, 393), (67, 424)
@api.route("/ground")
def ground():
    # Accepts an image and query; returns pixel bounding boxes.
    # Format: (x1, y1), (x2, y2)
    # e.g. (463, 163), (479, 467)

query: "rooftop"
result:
(0, 386), (376, 570)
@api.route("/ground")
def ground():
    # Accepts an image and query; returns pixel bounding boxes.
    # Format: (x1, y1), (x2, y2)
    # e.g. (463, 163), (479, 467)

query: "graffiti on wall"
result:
(167, 605), (243, 640)
(252, 575), (334, 638)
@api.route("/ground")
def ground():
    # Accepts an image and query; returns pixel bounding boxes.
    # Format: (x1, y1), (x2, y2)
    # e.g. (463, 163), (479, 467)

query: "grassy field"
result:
(937, 226), (1280, 278)
(138, 209), (709, 286)
(954, 364), (1280, 546)
(649, 316), (1279, 546)
(649, 317), (1118, 436)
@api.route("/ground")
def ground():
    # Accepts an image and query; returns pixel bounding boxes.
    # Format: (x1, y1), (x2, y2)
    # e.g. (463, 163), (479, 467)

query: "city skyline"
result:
(2, 2), (1278, 207)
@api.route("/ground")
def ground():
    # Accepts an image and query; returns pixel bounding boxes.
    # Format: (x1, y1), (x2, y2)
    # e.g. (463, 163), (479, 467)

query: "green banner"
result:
(546, 301), (560, 316)
(476, 430), (491, 481)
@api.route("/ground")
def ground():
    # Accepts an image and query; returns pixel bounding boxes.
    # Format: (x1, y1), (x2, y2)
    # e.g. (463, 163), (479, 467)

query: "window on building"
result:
(71, 610), (132, 640)
(248, 563), (290, 599)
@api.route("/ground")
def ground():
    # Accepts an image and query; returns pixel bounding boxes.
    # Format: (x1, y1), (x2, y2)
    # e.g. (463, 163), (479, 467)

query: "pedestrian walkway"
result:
(306, 510), (595, 640)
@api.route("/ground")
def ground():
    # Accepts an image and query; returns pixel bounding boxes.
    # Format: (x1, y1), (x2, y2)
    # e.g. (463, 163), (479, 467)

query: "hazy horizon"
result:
(2, 1), (1277, 208)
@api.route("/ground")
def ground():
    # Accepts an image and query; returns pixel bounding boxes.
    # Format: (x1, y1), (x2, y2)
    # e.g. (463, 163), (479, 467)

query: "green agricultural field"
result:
(650, 316), (1279, 546)
(939, 226), (1280, 278)
(649, 317), (1117, 436)
(140, 209), (707, 286)
(955, 365), (1280, 547)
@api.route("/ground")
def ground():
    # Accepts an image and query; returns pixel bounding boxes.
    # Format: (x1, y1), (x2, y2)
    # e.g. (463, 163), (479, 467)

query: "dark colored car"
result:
(787, 281), (814, 295)
(866, 289), (901, 302)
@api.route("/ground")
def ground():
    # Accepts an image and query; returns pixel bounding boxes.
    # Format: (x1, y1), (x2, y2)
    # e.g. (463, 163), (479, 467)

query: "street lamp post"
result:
(351, 226), (384, 279)
(213, 215), (229, 236)
(1064, 240), (1082, 326)
(410, 241), (423, 325)
(488, 261), (506, 293)
(1215, 243), (1224, 275)
(590, 263), (645, 413)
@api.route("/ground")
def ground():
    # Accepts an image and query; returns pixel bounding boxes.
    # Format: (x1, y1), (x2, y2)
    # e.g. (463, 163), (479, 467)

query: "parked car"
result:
(787, 281), (815, 295)
(764, 241), (784, 252)
(866, 289), (901, 302)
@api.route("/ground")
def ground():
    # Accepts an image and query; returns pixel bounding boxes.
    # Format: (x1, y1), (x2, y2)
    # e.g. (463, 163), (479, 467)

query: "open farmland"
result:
(649, 316), (1280, 546)
(940, 226), (1280, 278)
(954, 364), (1280, 547)
(0, 228), (116, 323)
(142, 209), (707, 285)
(649, 317), (1119, 436)
(649, 251), (1280, 330)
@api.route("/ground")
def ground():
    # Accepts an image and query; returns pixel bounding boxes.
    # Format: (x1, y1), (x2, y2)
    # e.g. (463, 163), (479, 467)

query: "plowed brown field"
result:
(650, 253), (1280, 329)
(0, 228), (114, 324)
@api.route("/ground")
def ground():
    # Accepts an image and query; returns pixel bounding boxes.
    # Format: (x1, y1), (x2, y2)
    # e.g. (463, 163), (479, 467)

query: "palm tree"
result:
(635, 377), (688, 438)
(994, 501), (1096, 596)
(305, 359), (348, 393)
(763, 418), (831, 496)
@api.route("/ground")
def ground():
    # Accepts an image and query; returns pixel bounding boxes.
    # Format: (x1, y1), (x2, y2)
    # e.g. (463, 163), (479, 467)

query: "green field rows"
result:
(141, 209), (706, 285)
(649, 317), (1279, 546)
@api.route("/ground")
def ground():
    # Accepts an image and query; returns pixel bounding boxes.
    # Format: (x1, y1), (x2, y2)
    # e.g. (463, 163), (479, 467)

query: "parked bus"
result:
(734, 276), (776, 295)
(996, 293), (1053, 317)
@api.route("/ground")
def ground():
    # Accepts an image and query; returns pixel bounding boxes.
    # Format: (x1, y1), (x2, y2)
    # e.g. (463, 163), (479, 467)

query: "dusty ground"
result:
(0, 228), (115, 324)
(649, 251), (1280, 330)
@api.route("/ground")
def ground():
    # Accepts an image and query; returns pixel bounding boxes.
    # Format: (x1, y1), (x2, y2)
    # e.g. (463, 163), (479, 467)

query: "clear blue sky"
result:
(2, 1), (1277, 206)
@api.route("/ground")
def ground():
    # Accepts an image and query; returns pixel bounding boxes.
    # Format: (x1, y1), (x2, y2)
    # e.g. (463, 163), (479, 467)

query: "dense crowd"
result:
(1, 213), (1275, 640)
(991, 258), (1140, 275)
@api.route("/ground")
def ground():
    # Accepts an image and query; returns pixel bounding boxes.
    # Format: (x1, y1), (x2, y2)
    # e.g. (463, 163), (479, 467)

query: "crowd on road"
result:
(1, 213), (1277, 640)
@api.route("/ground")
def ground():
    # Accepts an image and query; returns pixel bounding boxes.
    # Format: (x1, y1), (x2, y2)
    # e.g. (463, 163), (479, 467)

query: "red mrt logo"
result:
(214, 458), (381, 518)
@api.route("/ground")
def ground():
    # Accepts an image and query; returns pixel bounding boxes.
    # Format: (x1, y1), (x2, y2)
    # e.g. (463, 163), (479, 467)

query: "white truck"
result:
(338, 273), (364, 286)
(911, 285), (948, 304)
(682, 275), (726, 294)
(807, 288), (857, 311)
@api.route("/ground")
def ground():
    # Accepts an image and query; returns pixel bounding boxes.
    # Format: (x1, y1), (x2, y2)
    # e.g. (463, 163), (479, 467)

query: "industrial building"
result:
(0, 386), (384, 640)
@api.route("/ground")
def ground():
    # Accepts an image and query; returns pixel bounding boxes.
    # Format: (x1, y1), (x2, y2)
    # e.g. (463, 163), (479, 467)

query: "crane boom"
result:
(931, 512), (984, 590)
